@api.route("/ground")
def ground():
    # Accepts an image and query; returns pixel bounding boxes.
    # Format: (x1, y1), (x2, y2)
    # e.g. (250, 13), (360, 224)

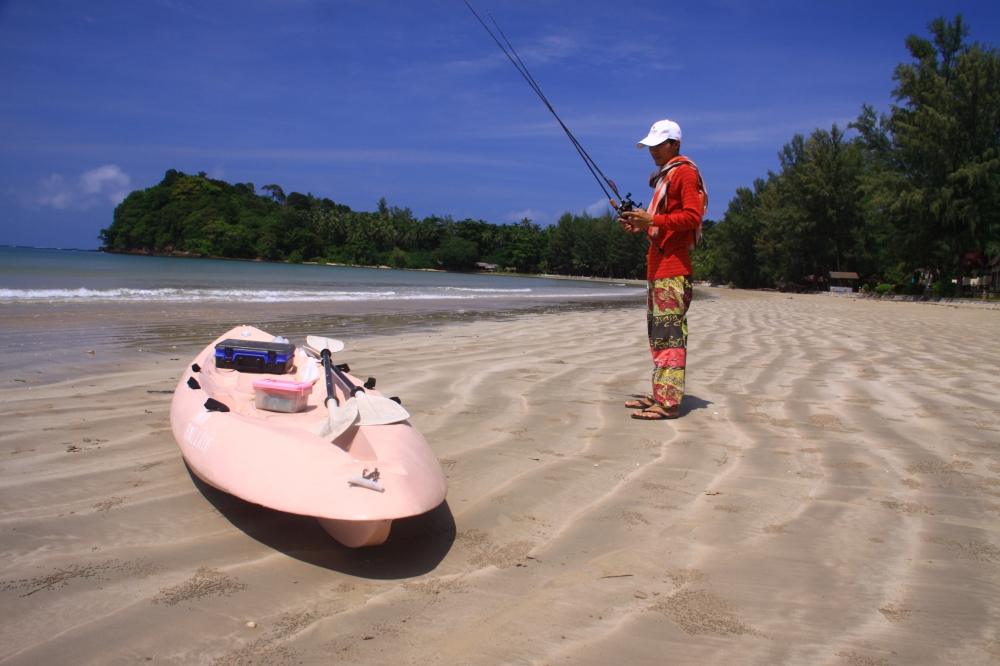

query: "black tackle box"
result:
(213, 339), (295, 374)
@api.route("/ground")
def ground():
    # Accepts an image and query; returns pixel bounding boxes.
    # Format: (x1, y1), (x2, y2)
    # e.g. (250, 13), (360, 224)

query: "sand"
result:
(1, 289), (999, 665)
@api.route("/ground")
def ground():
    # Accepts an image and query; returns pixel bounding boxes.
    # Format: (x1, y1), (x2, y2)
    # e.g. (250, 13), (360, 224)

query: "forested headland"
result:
(100, 170), (648, 277)
(101, 16), (998, 293)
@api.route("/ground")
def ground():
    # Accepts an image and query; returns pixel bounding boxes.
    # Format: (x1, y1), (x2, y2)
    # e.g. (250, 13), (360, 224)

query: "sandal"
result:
(630, 405), (681, 420)
(624, 394), (655, 409)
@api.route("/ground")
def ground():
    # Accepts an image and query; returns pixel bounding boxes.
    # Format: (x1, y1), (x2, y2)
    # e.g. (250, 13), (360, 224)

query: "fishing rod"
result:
(464, 1), (640, 214)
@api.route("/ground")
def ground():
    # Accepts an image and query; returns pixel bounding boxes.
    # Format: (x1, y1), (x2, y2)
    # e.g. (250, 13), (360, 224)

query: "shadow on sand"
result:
(187, 465), (455, 579)
(625, 393), (713, 416)
(680, 393), (713, 416)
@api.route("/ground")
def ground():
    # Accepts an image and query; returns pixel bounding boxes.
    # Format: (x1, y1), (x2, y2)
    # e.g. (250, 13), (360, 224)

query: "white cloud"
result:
(34, 165), (131, 210)
(121, 143), (517, 168)
(585, 198), (615, 217)
(504, 198), (616, 227)
(79, 165), (130, 202)
(36, 174), (75, 210)
(504, 208), (550, 225)
(520, 33), (578, 63)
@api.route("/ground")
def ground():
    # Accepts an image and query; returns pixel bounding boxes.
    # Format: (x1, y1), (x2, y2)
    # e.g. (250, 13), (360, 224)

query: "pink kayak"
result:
(169, 325), (447, 547)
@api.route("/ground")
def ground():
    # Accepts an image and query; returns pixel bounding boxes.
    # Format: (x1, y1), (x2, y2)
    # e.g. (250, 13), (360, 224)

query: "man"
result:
(618, 119), (705, 420)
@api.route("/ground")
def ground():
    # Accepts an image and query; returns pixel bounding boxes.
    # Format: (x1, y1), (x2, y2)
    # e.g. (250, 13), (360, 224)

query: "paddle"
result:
(305, 335), (411, 429)
(305, 336), (359, 438)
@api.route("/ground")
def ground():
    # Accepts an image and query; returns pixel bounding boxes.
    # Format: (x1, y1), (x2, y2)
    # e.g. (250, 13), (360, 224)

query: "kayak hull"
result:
(169, 325), (447, 547)
(317, 517), (393, 547)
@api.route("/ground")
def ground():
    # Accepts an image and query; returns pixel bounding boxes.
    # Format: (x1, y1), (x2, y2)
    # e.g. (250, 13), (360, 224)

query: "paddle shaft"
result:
(329, 361), (364, 398)
(320, 349), (338, 406)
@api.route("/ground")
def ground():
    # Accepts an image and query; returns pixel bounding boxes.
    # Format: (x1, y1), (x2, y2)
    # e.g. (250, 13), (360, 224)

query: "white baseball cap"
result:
(637, 119), (682, 148)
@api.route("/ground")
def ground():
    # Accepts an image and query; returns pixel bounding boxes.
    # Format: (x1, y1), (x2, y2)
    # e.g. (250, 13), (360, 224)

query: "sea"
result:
(0, 246), (641, 306)
(0, 247), (644, 377)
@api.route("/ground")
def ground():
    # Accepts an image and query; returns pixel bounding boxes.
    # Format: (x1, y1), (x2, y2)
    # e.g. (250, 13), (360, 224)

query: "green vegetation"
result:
(101, 170), (649, 278)
(694, 15), (999, 292)
(102, 16), (997, 290)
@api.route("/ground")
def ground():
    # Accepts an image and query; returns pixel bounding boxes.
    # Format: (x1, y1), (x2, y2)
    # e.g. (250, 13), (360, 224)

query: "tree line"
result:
(100, 169), (649, 277)
(102, 16), (997, 291)
(694, 15), (999, 295)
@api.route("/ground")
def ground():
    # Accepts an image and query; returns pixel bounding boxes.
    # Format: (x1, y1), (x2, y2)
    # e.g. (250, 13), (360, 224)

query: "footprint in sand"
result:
(2, 558), (158, 598)
(457, 529), (534, 569)
(152, 567), (246, 605)
(651, 588), (764, 638)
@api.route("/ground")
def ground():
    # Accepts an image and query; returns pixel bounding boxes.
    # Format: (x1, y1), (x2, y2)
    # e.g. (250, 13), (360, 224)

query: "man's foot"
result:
(630, 405), (681, 420)
(624, 394), (655, 409)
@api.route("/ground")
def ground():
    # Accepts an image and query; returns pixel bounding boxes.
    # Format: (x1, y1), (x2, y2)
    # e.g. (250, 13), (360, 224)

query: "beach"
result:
(2, 288), (1000, 664)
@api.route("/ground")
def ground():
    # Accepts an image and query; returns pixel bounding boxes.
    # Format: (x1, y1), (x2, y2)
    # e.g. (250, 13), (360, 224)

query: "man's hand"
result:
(619, 209), (653, 234)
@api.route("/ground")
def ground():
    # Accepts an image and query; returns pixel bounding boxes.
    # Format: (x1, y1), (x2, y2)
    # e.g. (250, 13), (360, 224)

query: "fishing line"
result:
(484, 11), (612, 198)
(464, 1), (638, 212)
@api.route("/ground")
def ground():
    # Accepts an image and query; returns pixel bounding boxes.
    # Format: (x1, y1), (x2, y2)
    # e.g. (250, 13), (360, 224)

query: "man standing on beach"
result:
(618, 119), (706, 420)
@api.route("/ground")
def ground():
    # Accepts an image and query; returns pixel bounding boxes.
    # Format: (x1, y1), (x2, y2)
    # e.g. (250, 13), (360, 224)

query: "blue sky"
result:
(2, 0), (999, 249)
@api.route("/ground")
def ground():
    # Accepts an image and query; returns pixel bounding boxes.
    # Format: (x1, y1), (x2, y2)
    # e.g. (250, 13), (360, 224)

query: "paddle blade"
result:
(306, 335), (345, 354)
(318, 400), (360, 439)
(354, 393), (410, 426)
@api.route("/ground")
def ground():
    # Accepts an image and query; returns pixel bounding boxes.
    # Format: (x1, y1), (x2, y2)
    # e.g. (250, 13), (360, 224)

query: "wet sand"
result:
(1, 289), (999, 664)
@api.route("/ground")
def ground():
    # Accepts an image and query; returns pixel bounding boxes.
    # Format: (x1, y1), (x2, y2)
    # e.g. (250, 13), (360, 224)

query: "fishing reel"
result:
(616, 193), (642, 214)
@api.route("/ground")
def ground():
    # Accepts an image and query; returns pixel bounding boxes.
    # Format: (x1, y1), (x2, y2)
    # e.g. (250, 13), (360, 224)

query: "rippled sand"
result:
(2, 290), (999, 664)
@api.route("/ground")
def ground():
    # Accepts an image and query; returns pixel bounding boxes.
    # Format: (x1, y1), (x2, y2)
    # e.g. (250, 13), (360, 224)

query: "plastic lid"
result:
(252, 378), (313, 393)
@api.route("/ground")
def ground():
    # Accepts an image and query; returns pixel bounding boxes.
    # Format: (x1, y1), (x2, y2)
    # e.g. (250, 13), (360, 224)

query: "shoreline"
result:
(0, 295), (646, 385)
(5, 284), (997, 386)
(88, 247), (651, 285)
(7, 247), (999, 304)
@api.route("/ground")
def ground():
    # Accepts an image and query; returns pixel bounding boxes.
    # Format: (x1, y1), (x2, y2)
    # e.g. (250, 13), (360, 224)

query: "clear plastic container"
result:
(252, 378), (312, 413)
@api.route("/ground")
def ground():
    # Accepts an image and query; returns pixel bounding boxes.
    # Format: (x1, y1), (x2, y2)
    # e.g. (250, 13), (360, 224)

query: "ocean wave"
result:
(440, 286), (532, 293)
(0, 286), (638, 303)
